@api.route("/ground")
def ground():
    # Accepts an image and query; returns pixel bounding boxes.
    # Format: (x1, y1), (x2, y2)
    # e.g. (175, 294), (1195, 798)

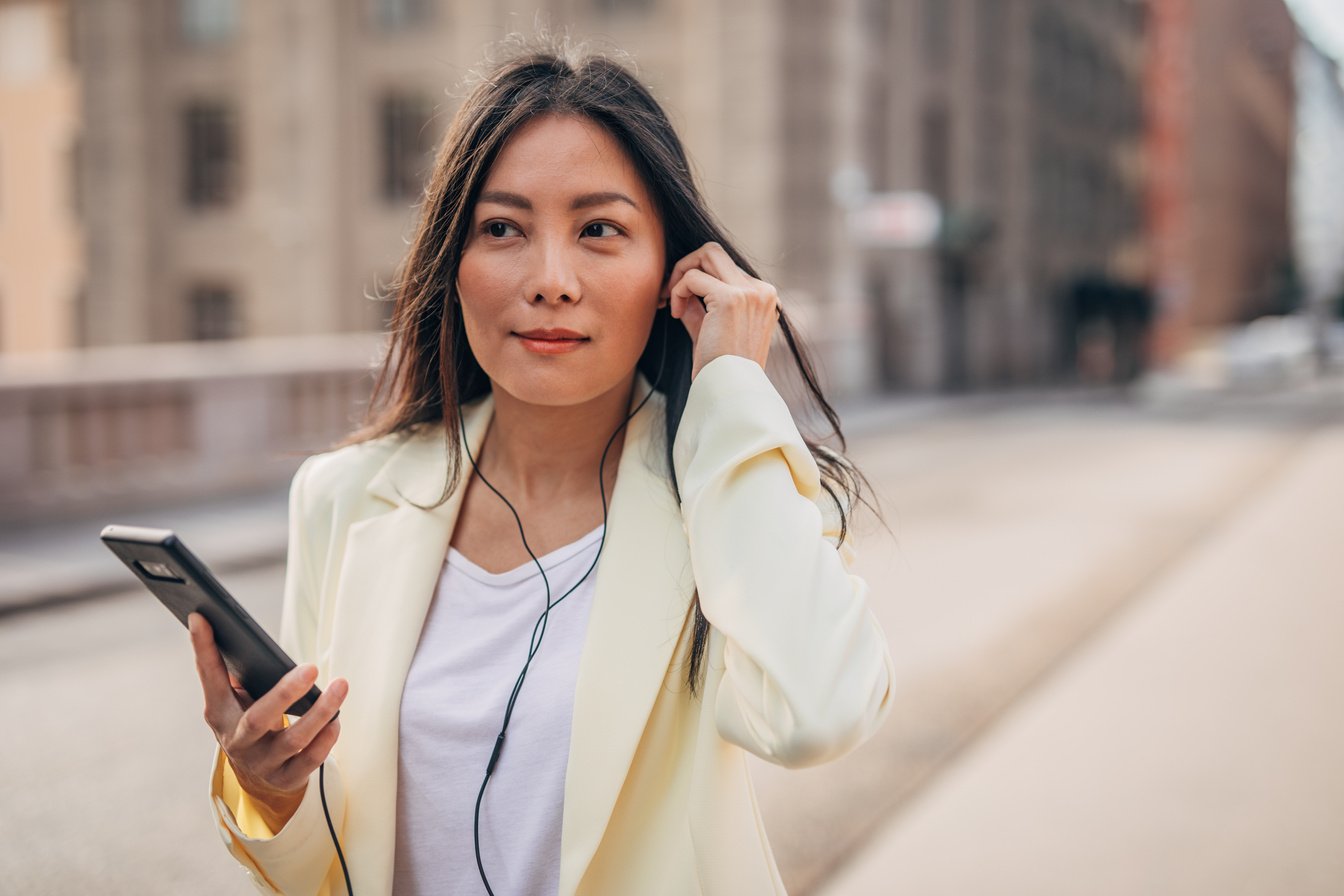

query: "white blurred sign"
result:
(849, 191), (943, 248)
(829, 164), (871, 210)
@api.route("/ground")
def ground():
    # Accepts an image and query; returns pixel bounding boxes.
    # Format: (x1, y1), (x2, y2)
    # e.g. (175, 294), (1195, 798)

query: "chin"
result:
(490, 367), (624, 409)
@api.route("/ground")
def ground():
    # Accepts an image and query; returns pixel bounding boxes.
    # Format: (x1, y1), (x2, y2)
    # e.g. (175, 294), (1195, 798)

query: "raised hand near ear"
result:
(665, 242), (780, 381)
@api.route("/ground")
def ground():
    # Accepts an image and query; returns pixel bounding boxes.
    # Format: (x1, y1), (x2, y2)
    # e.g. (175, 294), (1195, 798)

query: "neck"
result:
(476, 372), (639, 504)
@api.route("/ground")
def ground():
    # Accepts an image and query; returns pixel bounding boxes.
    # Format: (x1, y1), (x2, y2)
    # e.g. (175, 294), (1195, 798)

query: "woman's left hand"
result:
(666, 242), (779, 380)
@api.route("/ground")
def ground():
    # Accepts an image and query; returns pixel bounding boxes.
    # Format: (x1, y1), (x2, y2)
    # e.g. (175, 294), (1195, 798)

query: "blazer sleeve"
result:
(672, 354), (895, 769)
(207, 455), (347, 894)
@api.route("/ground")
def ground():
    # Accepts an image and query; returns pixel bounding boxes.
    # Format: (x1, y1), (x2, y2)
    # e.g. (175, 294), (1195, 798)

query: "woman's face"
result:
(456, 114), (667, 408)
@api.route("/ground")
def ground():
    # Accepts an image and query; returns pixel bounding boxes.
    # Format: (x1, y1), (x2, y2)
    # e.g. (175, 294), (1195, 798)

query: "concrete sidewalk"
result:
(818, 423), (1344, 895)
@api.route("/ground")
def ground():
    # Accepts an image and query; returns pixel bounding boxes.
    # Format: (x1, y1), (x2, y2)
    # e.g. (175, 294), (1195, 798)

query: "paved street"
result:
(1, 388), (1340, 894)
(0, 563), (283, 895)
(818, 418), (1344, 895)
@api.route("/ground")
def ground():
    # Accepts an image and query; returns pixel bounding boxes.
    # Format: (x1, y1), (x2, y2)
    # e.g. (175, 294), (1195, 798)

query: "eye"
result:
(484, 221), (520, 238)
(582, 222), (621, 238)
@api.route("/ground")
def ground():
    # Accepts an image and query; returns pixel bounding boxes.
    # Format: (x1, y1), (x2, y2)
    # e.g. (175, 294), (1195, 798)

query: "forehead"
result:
(482, 114), (652, 204)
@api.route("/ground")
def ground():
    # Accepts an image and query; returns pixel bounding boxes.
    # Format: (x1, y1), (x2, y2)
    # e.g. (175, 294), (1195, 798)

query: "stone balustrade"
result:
(0, 334), (386, 525)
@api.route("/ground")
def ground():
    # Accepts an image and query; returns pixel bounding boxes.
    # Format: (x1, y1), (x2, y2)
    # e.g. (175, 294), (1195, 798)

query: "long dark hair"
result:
(349, 39), (876, 695)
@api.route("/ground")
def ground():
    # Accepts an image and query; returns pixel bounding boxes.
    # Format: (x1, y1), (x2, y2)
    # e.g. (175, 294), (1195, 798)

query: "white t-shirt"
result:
(392, 523), (605, 896)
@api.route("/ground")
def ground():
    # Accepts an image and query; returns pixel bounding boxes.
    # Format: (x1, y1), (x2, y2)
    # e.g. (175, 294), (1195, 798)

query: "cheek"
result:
(602, 258), (663, 329)
(455, 251), (509, 339)
(455, 249), (494, 305)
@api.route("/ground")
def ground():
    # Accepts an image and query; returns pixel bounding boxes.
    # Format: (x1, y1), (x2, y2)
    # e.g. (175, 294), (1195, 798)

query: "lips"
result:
(513, 328), (590, 355)
(514, 328), (588, 341)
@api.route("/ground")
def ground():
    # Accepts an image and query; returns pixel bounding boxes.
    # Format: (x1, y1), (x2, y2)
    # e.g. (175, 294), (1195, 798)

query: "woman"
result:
(189, 41), (894, 896)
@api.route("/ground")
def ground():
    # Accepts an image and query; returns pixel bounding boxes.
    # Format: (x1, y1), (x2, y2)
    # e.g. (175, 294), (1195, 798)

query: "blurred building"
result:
(53, 0), (1175, 395)
(857, 0), (1148, 390)
(0, 0), (83, 353)
(68, 0), (791, 355)
(73, 0), (459, 345)
(1146, 0), (1298, 363)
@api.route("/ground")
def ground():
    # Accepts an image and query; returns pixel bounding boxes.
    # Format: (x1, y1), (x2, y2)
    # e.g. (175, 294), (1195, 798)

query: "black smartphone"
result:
(100, 524), (324, 717)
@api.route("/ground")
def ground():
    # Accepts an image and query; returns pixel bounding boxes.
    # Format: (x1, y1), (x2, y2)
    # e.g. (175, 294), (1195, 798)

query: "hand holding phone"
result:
(100, 524), (348, 830)
(188, 611), (347, 831)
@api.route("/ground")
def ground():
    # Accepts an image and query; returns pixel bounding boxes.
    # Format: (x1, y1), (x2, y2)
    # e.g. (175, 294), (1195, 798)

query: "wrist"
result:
(252, 784), (306, 832)
(229, 758), (307, 832)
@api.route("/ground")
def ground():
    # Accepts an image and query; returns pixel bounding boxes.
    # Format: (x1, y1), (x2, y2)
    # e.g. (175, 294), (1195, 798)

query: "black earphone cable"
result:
(317, 315), (669, 896)
(466, 321), (668, 895)
(319, 761), (353, 895)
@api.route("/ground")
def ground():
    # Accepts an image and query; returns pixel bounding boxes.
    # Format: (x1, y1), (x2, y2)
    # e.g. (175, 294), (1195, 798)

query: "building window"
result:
(370, 0), (434, 31)
(188, 285), (239, 340)
(920, 103), (950, 202)
(179, 0), (238, 46)
(976, 0), (1006, 88)
(183, 102), (238, 208)
(61, 1), (77, 66)
(921, 0), (950, 69)
(379, 93), (434, 202)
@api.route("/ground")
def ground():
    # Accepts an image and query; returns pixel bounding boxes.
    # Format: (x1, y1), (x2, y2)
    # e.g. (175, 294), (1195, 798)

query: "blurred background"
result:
(0, 0), (1341, 894)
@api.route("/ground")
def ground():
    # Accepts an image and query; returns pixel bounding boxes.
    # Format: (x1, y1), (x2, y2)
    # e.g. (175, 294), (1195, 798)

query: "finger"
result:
(276, 717), (342, 791)
(669, 269), (718, 332)
(277, 678), (349, 758)
(697, 242), (752, 286)
(665, 247), (703, 296)
(669, 282), (707, 345)
(233, 663), (318, 747)
(670, 268), (728, 312)
(669, 265), (725, 308)
(666, 241), (752, 291)
(231, 685), (256, 712)
(667, 242), (751, 296)
(189, 613), (241, 733)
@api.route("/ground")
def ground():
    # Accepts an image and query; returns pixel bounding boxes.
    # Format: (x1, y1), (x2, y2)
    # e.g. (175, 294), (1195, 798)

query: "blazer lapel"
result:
(326, 395), (493, 895)
(322, 374), (688, 895)
(559, 378), (698, 894)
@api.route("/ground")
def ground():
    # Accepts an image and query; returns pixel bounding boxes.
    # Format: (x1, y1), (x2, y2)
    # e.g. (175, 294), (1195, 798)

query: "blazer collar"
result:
(365, 389), (494, 509)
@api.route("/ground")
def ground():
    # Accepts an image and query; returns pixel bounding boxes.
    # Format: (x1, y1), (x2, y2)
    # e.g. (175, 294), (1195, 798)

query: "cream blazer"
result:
(208, 355), (894, 895)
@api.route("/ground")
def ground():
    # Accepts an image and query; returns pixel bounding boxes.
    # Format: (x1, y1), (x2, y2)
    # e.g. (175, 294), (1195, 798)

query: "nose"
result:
(528, 235), (581, 306)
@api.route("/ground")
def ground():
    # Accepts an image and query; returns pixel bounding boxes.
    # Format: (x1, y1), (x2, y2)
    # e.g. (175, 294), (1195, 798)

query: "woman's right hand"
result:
(188, 612), (348, 833)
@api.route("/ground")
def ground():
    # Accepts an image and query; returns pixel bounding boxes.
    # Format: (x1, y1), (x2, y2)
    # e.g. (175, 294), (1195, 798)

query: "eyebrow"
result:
(476, 190), (639, 211)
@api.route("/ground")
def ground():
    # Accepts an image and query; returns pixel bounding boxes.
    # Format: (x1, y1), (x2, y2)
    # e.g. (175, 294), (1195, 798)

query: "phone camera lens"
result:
(135, 560), (184, 582)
